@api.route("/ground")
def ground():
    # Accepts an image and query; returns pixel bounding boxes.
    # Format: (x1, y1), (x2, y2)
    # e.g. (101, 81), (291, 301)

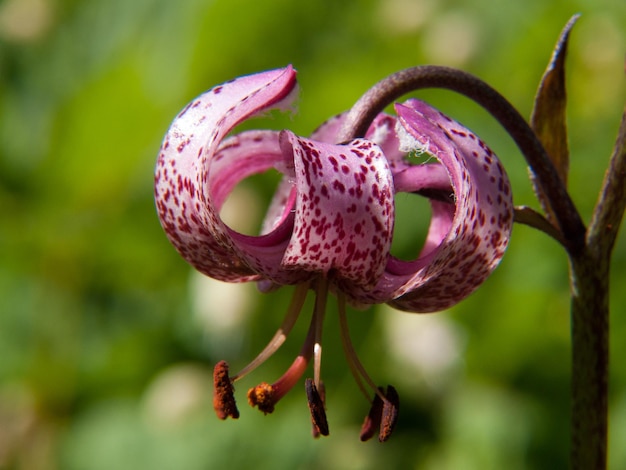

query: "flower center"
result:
(212, 276), (399, 440)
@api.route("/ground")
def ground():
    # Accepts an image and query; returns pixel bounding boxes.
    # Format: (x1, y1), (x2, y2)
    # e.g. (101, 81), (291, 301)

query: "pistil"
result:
(247, 352), (310, 414)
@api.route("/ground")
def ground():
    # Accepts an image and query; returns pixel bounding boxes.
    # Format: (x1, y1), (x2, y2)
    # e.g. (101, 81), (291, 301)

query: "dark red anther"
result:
(306, 378), (329, 437)
(359, 387), (385, 441)
(379, 385), (399, 442)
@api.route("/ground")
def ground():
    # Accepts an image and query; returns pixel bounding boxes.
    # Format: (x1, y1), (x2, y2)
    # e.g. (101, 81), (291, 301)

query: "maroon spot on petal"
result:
(177, 102), (193, 118)
(332, 180), (345, 193)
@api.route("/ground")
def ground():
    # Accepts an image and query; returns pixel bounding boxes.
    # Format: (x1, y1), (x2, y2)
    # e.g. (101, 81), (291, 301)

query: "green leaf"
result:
(530, 14), (579, 217)
(588, 105), (626, 259)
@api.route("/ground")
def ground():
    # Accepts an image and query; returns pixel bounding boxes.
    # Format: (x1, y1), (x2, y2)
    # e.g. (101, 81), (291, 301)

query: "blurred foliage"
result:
(0, 0), (625, 469)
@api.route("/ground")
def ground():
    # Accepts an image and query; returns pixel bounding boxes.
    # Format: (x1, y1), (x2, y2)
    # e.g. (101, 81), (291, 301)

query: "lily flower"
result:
(154, 66), (513, 441)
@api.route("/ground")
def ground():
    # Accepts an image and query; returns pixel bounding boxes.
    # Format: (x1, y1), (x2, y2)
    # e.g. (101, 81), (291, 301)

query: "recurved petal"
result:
(280, 131), (395, 289)
(154, 66), (299, 282)
(347, 99), (513, 311)
(212, 131), (314, 285)
(390, 99), (513, 311)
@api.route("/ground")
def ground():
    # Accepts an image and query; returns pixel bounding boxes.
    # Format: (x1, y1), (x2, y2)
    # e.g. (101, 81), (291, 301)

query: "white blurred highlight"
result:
(381, 305), (465, 390)
(377, 0), (436, 34)
(422, 12), (480, 66)
(142, 364), (211, 429)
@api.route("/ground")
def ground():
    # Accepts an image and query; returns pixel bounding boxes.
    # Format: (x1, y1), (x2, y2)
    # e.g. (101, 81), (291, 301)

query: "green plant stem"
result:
(570, 109), (626, 469)
(569, 252), (609, 470)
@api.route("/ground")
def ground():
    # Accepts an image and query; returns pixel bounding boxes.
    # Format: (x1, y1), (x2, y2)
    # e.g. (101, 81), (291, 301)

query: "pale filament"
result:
(337, 292), (387, 403)
(232, 280), (311, 381)
(312, 277), (329, 390)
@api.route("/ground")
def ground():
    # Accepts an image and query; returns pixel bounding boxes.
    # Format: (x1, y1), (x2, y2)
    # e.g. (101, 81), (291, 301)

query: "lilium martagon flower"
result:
(154, 65), (513, 441)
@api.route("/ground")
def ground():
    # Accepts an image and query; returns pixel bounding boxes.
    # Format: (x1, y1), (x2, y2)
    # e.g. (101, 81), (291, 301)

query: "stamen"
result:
(337, 293), (386, 402)
(310, 380), (326, 438)
(306, 378), (329, 436)
(313, 277), (329, 389)
(232, 281), (310, 382)
(379, 385), (400, 442)
(337, 294), (401, 442)
(213, 360), (240, 419)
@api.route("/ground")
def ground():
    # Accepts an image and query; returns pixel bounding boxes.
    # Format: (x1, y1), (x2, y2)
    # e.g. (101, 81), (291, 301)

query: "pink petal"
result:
(348, 99), (513, 311)
(154, 66), (300, 282)
(310, 113), (346, 143)
(280, 131), (395, 289)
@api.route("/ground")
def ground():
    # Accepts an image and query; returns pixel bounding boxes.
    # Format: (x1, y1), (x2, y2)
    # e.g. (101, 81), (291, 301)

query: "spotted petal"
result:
(260, 112), (405, 238)
(346, 99), (513, 312)
(280, 131), (395, 288)
(154, 66), (300, 282)
(256, 112), (404, 293)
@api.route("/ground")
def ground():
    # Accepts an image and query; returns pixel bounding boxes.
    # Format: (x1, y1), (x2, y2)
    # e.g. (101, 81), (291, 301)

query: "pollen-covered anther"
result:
(213, 360), (240, 420)
(306, 378), (329, 437)
(379, 385), (400, 442)
(247, 382), (277, 414)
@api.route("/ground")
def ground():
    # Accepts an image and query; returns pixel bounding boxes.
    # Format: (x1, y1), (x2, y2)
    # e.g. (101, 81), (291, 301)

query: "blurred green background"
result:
(1, 0), (624, 468)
